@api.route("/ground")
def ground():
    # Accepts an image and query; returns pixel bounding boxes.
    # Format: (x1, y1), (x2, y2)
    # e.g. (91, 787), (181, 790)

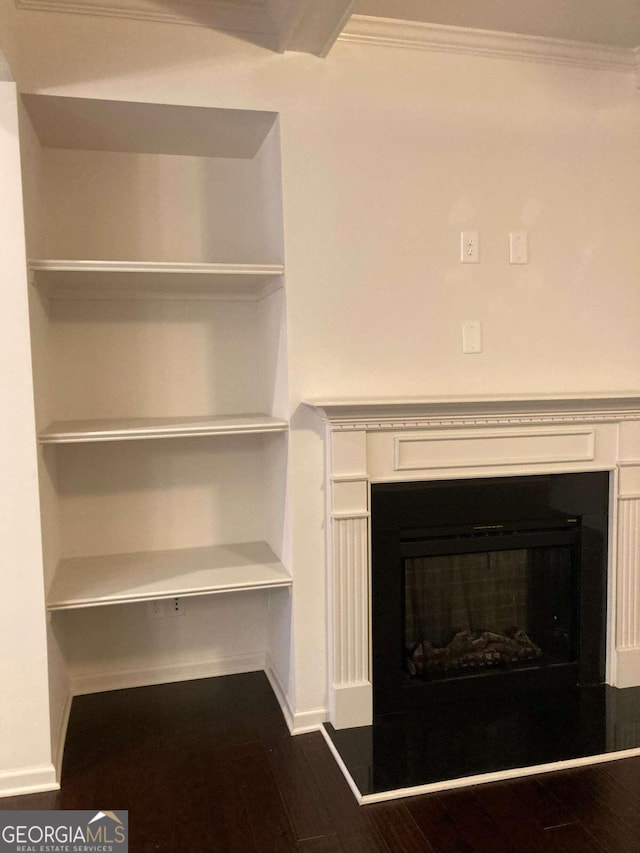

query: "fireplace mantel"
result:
(306, 391), (640, 428)
(305, 392), (640, 731)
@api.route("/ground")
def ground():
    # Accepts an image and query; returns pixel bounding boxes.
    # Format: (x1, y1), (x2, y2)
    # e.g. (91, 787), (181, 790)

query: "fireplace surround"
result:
(305, 392), (640, 801)
(372, 472), (609, 715)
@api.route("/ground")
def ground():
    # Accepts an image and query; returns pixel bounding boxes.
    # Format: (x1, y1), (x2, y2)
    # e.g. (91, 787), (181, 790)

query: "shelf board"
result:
(47, 541), (292, 611)
(39, 414), (289, 444)
(29, 260), (284, 300)
(22, 94), (277, 159)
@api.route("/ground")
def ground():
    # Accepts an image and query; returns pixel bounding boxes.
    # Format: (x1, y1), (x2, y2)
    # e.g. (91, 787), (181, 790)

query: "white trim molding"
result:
(265, 660), (327, 734)
(340, 15), (637, 75)
(305, 392), (640, 730)
(70, 651), (267, 695)
(52, 692), (73, 784)
(0, 764), (59, 798)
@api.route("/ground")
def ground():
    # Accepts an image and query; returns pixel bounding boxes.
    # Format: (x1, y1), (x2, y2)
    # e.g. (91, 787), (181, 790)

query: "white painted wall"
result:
(2, 1), (640, 729)
(0, 67), (54, 795)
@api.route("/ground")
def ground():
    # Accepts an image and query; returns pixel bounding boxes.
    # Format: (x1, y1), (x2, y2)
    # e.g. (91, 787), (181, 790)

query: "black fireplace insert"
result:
(372, 472), (609, 716)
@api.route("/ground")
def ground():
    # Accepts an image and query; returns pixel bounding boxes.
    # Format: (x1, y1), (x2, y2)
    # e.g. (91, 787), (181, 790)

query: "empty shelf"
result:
(38, 414), (289, 444)
(47, 541), (292, 610)
(29, 260), (284, 300)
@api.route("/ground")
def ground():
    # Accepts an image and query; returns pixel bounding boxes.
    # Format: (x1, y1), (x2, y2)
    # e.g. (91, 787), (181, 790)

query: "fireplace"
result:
(305, 393), (640, 802)
(372, 473), (608, 715)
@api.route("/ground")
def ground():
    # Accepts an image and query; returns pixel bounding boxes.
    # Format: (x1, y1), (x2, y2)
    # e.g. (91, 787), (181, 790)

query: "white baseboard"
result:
(0, 692), (70, 798)
(52, 691), (73, 781)
(290, 706), (329, 734)
(70, 652), (267, 695)
(265, 658), (327, 735)
(615, 648), (640, 688)
(0, 764), (59, 799)
(264, 662), (295, 731)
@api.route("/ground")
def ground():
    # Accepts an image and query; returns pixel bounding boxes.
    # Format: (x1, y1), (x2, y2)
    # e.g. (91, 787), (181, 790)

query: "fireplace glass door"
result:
(404, 540), (576, 681)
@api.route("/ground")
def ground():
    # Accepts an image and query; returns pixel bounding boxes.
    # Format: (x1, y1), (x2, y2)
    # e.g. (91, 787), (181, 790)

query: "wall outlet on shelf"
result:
(170, 597), (186, 617)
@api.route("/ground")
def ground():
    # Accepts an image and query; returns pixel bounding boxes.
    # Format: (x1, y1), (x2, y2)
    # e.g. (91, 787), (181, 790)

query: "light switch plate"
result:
(462, 321), (482, 353)
(510, 231), (528, 264)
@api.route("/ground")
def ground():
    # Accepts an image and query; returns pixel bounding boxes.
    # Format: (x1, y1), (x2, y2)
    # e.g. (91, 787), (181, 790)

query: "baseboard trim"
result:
(264, 662), (295, 732)
(52, 691), (73, 781)
(290, 707), (329, 735)
(615, 648), (640, 688)
(70, 652), (267, 695)
(0, 764), (59, 799)
(265, 659), (327, 735)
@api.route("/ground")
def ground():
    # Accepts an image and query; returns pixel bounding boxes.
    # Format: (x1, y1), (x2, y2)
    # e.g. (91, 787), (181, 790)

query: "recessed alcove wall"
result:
(44, 296), (274, 421)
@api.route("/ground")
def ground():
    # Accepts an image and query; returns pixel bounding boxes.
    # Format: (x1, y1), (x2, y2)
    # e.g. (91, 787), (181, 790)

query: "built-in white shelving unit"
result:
(20, 92), (291, 745)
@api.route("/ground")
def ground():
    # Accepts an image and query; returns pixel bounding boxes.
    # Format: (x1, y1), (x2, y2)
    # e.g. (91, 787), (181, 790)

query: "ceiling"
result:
(13, 0), (640, 55)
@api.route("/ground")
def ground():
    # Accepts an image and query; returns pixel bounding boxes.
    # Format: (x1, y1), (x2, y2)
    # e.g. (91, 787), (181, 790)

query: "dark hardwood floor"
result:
(3, 672), (640, 851)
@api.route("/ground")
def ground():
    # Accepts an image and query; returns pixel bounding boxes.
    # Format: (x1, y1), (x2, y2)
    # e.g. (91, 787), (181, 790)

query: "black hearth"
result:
(372, 472), (609, 715)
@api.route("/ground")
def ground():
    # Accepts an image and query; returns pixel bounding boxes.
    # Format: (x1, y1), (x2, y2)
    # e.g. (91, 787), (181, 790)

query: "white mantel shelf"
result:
(304, 391), (640, 427)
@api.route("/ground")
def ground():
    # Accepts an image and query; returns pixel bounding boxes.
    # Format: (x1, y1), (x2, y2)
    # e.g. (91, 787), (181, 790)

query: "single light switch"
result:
(510, 231), (528, 264)
(462, 321), (482, 353)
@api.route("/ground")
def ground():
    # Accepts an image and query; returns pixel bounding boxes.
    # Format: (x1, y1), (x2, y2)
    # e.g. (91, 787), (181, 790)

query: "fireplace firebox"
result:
(372, 472), (609, 716)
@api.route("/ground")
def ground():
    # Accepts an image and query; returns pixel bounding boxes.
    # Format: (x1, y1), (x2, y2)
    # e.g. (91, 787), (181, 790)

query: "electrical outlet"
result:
(147, 599), (165, 620)
(169, 597), (186, 617)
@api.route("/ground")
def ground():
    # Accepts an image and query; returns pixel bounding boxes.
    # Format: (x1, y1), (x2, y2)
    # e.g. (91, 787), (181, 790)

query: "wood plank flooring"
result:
(3, 672), (640, 851)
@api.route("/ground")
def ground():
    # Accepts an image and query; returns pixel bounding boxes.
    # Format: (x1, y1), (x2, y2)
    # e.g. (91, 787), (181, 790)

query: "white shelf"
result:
(47, 541), (292, 611)
(29, 260), (284, 301)
(39, 414), (289, 445)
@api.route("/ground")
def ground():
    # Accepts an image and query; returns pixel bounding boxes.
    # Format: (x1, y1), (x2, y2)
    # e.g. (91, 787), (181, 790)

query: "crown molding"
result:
(339, 15), (637, 75)
(12, 1), (640, 68)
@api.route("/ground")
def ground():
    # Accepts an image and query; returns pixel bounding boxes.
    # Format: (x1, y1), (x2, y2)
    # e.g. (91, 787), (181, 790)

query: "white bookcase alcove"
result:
(19, 93), (292, 769)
